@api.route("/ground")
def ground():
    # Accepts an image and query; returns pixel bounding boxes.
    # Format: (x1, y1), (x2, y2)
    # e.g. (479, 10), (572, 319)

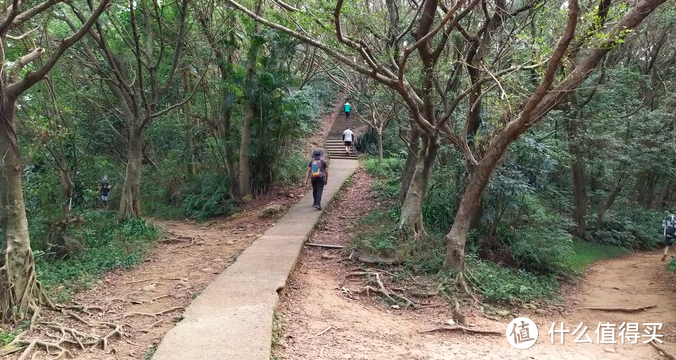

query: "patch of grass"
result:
(467, 257), (560, 304)
(270, 312), (284, 360)
(144, 343), (158, 360)
(0, 322), (29, 346)
(36, 211), (161, 302)
(565, 240), (632, 273)
(364, 158), (403, 200)
(667, 257), (676, 272)
(352, 209), (400, 255)
(0, 329), (13, 346)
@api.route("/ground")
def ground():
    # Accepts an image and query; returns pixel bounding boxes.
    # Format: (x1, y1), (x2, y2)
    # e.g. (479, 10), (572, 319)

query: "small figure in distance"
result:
(101, 175), (111, 208)
(344, 101), (351, 120)
(662, 213), (676, 261)
(304, 149), (329, 210)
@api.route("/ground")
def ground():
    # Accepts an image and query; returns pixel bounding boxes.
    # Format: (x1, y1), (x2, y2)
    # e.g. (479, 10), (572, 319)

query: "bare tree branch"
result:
(7, 0), (111, 98)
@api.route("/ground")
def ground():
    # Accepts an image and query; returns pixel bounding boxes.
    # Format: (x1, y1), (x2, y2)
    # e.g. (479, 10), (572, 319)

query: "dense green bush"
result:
(586, 208), (663, 250)
(355, 128), (378, 155)
(508, 228), (574, 277)
(181, 173), (237, 221)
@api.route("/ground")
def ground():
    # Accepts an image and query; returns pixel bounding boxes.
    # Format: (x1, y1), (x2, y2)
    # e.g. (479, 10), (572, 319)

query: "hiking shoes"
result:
(314, 205), (322, 210)
(662, 254), (667, 262)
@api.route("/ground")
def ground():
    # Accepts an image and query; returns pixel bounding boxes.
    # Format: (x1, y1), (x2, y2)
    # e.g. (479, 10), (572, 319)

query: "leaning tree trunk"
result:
(596, 172), (626, 228)
(119, 125), (144, 218)
(398, 134), (438, 240)
(444, 134), (514, 271)
(0, 99), (50, 321)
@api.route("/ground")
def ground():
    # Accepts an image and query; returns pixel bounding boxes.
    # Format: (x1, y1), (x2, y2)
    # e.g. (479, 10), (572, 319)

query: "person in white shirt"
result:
(342, 127), (354, 155)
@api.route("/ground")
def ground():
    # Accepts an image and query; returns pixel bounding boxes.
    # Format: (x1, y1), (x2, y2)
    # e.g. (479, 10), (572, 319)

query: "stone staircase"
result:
(325, 111), (361, 160)
(325, 138), (358, 160)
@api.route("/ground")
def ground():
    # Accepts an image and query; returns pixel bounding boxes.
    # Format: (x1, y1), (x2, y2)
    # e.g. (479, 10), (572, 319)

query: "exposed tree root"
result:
(649, 341), (676, 360)
(141, 319), (165, 333)
(111, 306), (184, 320)
(346, 270), (418, 308)
(123, 277), (185, 285)
(3, 318), (127, 359)
(57, 302), (105, 315)
(420, 325), (502, 335)
(305, 243), (345, 249)
(571, 305), (656, 313)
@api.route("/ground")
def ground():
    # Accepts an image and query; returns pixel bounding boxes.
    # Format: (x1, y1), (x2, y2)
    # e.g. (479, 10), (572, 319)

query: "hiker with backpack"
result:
(344, 102), (351, 120)
(343, 127), (355, 155)
(304, 150), (329, 210)
(662, 214), (676, 261)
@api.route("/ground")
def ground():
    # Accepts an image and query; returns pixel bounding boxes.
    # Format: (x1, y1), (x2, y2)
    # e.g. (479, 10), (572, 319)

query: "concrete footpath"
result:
(152, 159), (359, 360)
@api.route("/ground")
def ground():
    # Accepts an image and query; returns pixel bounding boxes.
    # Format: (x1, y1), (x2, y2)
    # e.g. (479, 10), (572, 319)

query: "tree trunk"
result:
(399, 126), (420, 203)
(567, 111), (587, 237)
(398, 134), (438, 240)
(0, 100), (50, 321)
(118, 125), (143, 218)
(443, 128), (517, 271)
(183, 69), (196, 176)
(57, 168), (74, 215)
(238, 104), (254, 200)
(185, 116), (196, 176)
(220, 107), (237, 186)
(238, 0), (263, 201)
(377, 127), (384, 161)
(571, 157), (587, 236)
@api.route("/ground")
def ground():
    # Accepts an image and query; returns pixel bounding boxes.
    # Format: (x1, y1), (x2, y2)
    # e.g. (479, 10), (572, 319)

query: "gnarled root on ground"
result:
(649, 341), (676, 360)
(420, 325), (502, 335)
(571, 304), (656, 313)
(0, 320), (126, 359)
(348, 271), (418, 309)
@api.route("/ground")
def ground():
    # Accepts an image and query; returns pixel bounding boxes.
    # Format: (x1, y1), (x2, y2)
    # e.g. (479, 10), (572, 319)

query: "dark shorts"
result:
(666, 236), (674, 246)
(344, 141), (352, 146)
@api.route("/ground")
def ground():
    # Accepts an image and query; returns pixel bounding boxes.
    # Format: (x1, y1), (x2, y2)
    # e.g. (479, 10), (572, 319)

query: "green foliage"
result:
(36, 212), (161, 302)
(666, 257), (676, 273)
(355, 127), (378, 155)
(180, 174), (237, 221)
(566, 240), (632, 273)
(467, 257), (560, 303)
(586, 208), (663, 249)
(508, 228), (574, 277)
(364, 158), (404, 199)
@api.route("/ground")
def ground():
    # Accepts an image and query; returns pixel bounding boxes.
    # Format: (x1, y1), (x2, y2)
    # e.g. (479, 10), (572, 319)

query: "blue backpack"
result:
(311, 160), (323, 178)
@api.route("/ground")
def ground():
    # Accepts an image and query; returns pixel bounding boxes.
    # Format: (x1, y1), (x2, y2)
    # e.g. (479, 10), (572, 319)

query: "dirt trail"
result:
(276, 168), (676, 360)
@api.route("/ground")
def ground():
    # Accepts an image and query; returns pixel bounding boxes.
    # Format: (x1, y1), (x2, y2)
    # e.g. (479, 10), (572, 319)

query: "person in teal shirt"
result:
(344, 102), (351, 119)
